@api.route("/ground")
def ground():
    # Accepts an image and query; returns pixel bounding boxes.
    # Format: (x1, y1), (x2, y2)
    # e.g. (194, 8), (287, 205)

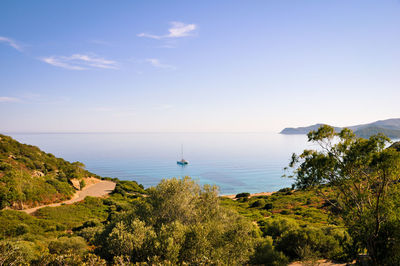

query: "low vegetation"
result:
(1, 129), (400, 265)
(0, 134), (97, 209)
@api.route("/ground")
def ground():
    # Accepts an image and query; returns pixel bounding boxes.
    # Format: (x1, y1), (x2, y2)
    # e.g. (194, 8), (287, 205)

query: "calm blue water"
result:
(7, 133), (314, 195)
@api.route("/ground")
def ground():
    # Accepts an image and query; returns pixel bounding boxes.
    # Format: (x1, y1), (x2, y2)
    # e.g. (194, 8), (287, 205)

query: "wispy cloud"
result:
(138, 22), (197, 39)
(0, 93), (71, 105)
(41, 54), (118, 70)
(145, 58), (175, 70)
(0, 96), (21, 103)
(0, 36), (23, 51)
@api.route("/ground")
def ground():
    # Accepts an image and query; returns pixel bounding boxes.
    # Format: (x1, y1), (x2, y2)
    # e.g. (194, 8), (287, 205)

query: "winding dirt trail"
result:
(22, 180), (116, 214)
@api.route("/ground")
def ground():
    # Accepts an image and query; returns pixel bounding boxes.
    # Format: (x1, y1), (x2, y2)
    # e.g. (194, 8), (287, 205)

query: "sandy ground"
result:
(220, 191), (274, 199)
(22, 179), (116, 214)
(289, 260), (350, 265)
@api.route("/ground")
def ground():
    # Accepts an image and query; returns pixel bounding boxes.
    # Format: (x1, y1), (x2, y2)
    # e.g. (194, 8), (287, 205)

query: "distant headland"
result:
(280, 118), (400, 139)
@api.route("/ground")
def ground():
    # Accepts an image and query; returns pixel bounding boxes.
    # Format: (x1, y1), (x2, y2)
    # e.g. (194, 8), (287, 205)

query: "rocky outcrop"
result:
(70, 179), (81, 190)
(33, 171), (45, 177)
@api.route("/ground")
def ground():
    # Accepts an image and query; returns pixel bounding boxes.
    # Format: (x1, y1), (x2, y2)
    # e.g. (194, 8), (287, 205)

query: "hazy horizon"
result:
(2, 116), (400, 134)
(1, 0), (400, 133)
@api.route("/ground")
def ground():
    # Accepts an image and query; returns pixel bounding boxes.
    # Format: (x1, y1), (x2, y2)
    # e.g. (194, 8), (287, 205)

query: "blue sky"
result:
(1, 0), (400, 132)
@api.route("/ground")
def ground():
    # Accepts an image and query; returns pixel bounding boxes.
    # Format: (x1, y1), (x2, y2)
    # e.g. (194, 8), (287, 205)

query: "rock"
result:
(70, 179), (81, 190)
(33, 170), (45, 177)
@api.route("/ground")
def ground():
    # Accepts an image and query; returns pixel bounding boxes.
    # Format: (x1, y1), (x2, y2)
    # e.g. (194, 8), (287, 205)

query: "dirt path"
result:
(22, 180), (116, 214)
(289, 260), (349, 265)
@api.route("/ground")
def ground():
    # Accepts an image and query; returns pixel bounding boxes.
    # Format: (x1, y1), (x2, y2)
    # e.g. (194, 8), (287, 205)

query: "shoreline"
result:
(220, 191), (275, 199)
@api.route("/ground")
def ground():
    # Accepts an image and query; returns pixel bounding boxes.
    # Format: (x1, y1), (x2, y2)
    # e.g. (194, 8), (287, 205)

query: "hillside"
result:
(353, 126), (400, 139)
(1, 134), (399, 264)
(280, 124), (341, 134)
(0, 134), (98, 209)
(281, 118), (400, 139)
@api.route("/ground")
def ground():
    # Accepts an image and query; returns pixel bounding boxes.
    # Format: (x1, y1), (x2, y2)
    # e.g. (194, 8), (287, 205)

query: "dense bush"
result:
(111, 180), (146, 196)
(235, 192), (250, 198)
(262, 218), (300, 239)
(275, 226), (352, 261)
(96, 177), (259, 264)
(48, 236), (87, 256)
(264, 202), (273, 210)
(250, 199), (265, 208)
(250, 237), (289, 265)
(0, 241), (26, 265)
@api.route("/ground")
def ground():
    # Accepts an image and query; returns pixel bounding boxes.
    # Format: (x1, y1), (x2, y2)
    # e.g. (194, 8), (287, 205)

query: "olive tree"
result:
(97, 177), (258, 264)
(288, 125), (400, 264)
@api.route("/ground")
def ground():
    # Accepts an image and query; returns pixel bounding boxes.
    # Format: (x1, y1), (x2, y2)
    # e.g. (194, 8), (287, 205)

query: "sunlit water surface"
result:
(8, 132), (316, 195)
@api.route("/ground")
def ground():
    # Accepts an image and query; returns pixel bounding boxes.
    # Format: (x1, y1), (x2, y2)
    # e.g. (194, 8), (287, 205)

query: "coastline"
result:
(220, 191), (274, 199)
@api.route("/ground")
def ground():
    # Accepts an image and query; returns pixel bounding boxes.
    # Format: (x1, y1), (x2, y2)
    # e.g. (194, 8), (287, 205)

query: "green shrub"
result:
(251, 199), (265, 208)
(79, 179), (86, 189)
(280, 209), (290, 215)
(264, 203), (273, 210)
(0, 241), (26, 265)
(97, 178), (258, 264)
(262, 217), (300, 239)
(278, 187), (291, 193)
(48, 236), (87, 255)
(235, 192), (250, 198)
(275, 226), (352, 261)
(0, 162), (12, 171)
(250, 237), (289, 265)
(15, 224), (29, 236)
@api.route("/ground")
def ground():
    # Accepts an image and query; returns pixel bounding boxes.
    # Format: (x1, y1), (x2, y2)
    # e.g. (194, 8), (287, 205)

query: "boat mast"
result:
(181, 144), (184, 159)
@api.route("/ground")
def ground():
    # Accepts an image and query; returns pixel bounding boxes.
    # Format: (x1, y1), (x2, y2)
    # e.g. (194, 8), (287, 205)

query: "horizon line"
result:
(1, 131), (281, 135)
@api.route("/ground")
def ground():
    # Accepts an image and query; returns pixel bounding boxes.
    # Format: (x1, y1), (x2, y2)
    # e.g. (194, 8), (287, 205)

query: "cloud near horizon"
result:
(138, 22), (197, 39)
(0, 36), (23, 51)
(41, 54), (118, 70)
(0, 96), (21, 103)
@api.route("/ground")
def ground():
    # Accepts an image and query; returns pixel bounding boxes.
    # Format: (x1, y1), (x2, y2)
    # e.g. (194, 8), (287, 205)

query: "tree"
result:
(97, 177), (258, 264)
(288, 125), (400, 265)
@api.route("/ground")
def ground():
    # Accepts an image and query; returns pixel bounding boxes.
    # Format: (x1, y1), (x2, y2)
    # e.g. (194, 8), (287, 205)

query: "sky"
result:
(1, 0), (400, 133)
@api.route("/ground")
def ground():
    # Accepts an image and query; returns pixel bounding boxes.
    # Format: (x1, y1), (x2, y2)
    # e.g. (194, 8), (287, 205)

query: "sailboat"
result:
(177, 144), (189, 165)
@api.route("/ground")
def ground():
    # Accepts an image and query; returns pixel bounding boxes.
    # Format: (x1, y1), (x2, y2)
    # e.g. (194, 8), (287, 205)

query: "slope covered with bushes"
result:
(0, 134), (96, 209)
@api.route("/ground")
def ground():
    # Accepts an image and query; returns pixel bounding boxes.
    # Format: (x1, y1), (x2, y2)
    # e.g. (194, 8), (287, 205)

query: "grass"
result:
(219, 188), (339, 227)
(33, 196), (110, 229)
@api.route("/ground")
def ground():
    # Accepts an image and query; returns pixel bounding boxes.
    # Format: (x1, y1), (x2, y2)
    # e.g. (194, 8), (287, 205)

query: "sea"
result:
(7, 132), (315, 195)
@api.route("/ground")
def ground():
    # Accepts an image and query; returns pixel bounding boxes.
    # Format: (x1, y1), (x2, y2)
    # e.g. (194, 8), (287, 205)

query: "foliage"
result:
(34, 196), (109, 229)
(275, 226), (353, 261)
(0, 134), (96, 209)
(289, 125), (400, 264)
(250, 237), (289, 265)
(48, 236), (87, 256)
(219, 187), (359, 263)
(0, 241), (26, 265)
(97, 177), (259, 264)
(0, 133), (376, 264)
(220, 189), (332, 225)
(235, 192), (250, 198)
(111, 180), (146, 196)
